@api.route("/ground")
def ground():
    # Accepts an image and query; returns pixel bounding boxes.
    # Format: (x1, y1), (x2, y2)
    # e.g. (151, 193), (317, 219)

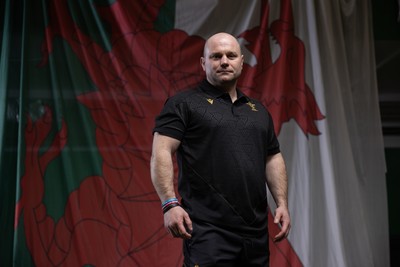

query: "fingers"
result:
(273, 221), (291, 242)
(184, 213), (193, 233)
(164, 207), (192, 239)
(274, 231), (285, 242)
(273, 208), (291, 242)
(168, 226), (188, 238)
(168, 221), (192, 239)
(176, 214), (193, 239)
(273, 217), (286, 241)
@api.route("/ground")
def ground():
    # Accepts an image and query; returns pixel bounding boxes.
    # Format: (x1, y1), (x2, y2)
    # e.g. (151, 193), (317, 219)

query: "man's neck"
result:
(209, 79), (238, 102)
(227, 89), (237, 102)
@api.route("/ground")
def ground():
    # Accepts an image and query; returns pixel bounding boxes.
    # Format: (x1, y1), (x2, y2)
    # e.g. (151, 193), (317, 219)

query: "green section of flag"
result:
(38, 37), (103, 222)
(16, 0), (104, 224)
(5, 0), (174, 266)
(68, 0), (115, 51)
(154, 0), (175, 33)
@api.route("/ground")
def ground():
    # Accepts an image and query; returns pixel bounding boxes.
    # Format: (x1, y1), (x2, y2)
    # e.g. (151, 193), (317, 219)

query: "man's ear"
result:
(200, 57), (206, 71)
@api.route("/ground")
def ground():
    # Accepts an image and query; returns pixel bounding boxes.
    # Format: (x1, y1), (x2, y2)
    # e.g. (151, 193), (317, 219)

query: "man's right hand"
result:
(164, 206), (193, 239)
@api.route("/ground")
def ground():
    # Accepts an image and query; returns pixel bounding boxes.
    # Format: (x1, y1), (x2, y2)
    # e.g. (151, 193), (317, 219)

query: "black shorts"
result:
(183, 220), (269, 267)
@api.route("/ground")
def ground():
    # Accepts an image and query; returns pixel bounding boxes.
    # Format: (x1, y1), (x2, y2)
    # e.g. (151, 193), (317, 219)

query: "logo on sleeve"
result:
(206, 98), (214, 105)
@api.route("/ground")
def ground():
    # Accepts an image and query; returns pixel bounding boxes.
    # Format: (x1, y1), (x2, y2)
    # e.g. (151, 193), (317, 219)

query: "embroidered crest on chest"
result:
(246, 101), (258, 111)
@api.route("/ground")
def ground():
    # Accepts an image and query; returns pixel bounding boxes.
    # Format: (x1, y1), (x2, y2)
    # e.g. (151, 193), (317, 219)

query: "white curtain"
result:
(277, 0), (388, 266)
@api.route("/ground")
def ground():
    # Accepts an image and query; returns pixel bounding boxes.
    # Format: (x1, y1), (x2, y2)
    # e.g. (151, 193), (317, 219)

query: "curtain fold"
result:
(1, 1), (23, 266)
(0, 0), (389, 266)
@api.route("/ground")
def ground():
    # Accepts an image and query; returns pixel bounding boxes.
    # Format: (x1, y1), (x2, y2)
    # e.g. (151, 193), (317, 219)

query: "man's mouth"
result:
(217, 70), (232, 74)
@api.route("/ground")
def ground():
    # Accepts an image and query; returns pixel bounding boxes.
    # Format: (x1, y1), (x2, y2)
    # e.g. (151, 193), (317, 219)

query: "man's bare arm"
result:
(265, 152), (291, 241)
(150, 132), (192, 239)
(150, 132), (180, 201)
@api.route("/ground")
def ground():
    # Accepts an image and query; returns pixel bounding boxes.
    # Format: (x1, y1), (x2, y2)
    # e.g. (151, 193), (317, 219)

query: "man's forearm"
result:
(150, 150), (176, 202)
(265, 153), (288, 207)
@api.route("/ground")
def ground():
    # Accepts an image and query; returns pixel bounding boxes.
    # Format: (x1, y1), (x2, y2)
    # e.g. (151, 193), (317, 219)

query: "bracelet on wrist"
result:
(162, 202), (181, 214)
(161, 197), (181, 214)
(161, 197), (178, 207)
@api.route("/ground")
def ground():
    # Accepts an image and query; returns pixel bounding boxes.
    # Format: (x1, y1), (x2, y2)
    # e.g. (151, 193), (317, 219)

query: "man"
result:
(151, 32), (290, 266)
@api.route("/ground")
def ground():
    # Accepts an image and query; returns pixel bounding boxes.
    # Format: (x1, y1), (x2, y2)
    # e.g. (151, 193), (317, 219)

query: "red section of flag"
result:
(14, 0), (318, 265)
(269, 210), (304, 267)
(239, 0), (325, 136)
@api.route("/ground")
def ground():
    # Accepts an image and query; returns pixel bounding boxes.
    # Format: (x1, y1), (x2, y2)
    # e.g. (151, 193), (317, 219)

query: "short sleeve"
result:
(153, 95), (188, 141)
(266, 111), (280, 156)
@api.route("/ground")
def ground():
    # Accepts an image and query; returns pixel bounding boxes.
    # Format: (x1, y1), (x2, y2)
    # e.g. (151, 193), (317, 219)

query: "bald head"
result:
(201, 32), (244, 91)
(203, 32), (242, 57)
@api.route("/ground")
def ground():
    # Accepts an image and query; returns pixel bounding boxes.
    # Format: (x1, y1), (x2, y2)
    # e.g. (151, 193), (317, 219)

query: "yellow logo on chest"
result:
(207, 98), (214, 104)
(246, 101), (258, 111)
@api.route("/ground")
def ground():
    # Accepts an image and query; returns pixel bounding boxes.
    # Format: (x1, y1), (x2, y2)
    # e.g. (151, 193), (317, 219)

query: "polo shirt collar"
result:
(199, 79), (248, 103)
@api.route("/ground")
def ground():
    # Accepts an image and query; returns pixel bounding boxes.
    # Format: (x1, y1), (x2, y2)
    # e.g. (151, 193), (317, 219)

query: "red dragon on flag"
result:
(15, 0), (323, 266)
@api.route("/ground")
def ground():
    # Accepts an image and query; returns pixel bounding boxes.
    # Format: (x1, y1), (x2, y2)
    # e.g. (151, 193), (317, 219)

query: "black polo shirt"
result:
(154, 79), (280, 235)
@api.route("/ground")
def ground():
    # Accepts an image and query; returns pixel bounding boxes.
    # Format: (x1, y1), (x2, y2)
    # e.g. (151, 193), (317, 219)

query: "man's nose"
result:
(221, 55), (229, 66)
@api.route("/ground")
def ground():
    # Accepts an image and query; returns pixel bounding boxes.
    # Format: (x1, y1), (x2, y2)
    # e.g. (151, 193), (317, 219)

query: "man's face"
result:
(201, 34), (244, 88)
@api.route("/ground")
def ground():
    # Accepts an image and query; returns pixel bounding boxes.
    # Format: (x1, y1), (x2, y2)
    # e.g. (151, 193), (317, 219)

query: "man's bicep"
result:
(152, 132), (181, 154)
(266, 152), (283, 167)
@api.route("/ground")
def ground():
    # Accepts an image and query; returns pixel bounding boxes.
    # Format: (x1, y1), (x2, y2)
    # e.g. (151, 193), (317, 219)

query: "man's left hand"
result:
(273, 206), (291, 242)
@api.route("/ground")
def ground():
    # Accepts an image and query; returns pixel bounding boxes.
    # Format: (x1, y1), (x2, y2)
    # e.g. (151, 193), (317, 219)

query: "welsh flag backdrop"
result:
(0, 0), (389, 266)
